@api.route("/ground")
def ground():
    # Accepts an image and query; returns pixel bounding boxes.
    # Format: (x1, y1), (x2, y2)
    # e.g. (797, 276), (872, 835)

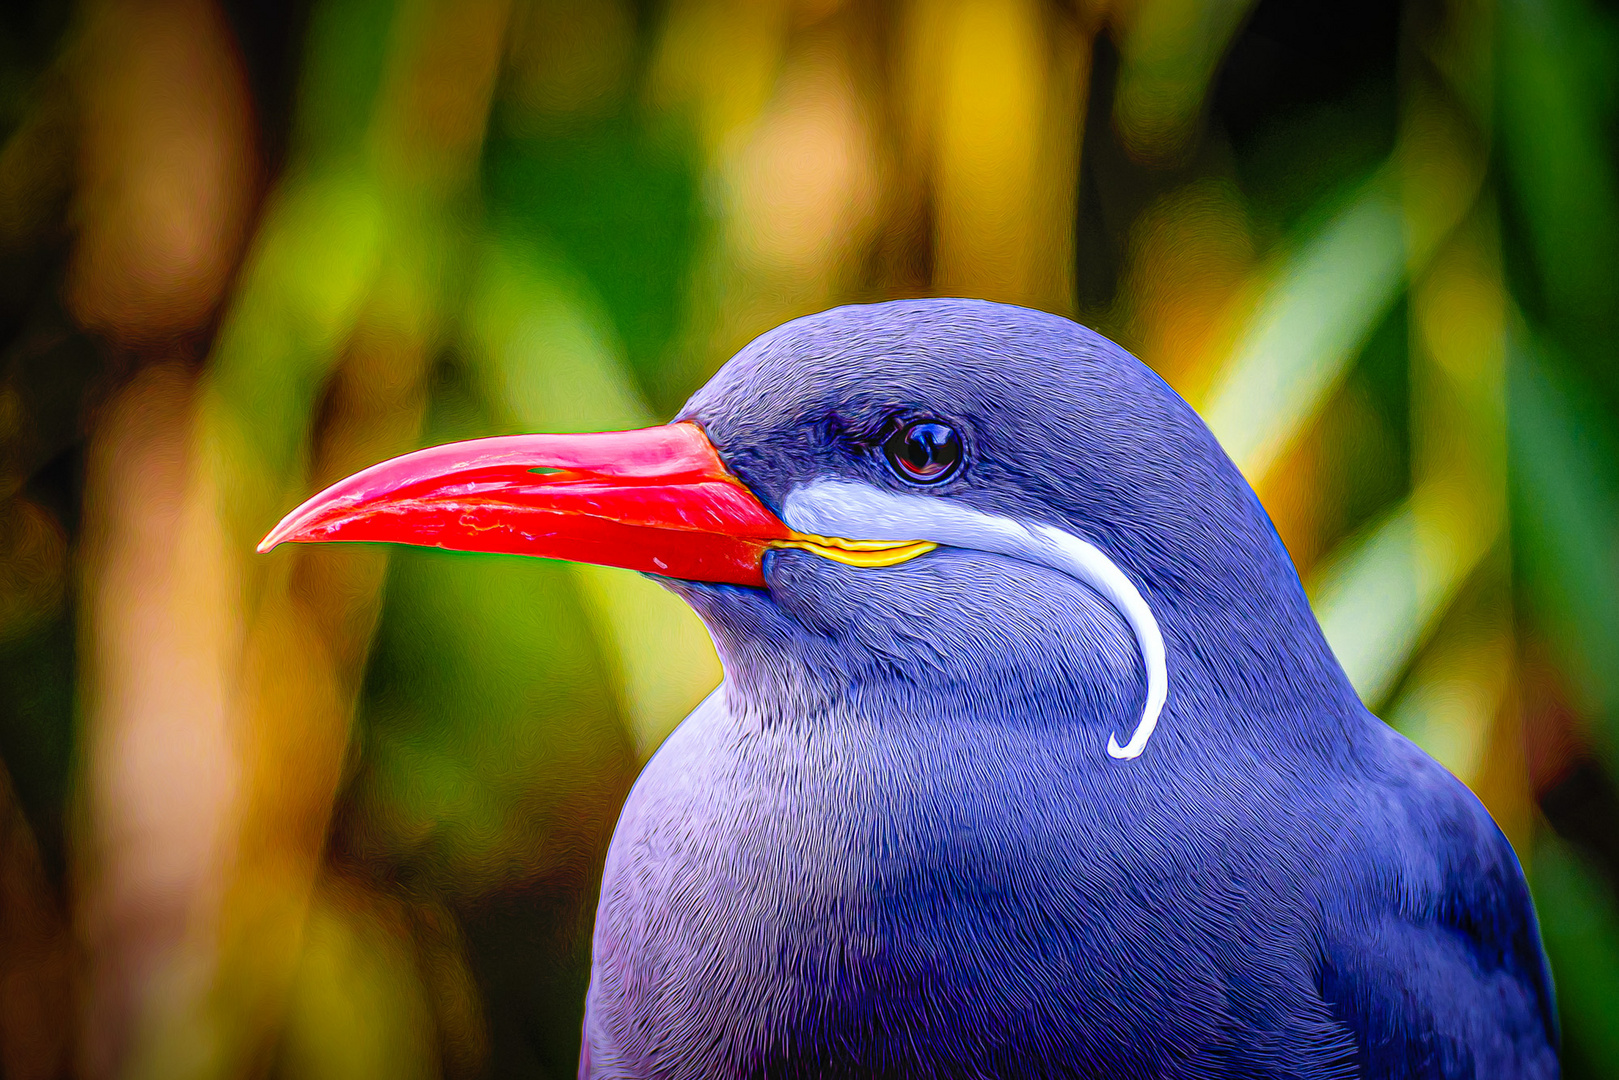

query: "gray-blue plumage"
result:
(579, 299), (1557, 1078)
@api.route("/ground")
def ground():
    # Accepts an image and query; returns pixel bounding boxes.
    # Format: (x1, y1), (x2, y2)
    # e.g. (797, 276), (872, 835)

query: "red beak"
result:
(258, 422), (794, 587)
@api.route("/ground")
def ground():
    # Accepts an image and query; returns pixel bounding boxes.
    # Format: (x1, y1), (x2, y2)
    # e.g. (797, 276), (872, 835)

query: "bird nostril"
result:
(883, 420), (962, 484)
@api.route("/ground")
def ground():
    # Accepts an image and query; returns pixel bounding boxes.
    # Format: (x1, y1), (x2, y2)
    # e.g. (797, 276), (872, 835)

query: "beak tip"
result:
(257, 514), (303, 554)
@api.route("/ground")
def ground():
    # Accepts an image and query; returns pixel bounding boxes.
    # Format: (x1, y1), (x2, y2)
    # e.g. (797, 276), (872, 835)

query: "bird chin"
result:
(659, 530), (1147, 752)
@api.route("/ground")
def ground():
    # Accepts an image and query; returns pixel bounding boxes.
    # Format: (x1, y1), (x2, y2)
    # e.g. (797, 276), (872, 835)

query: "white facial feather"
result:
(781, 480), (1168, 760)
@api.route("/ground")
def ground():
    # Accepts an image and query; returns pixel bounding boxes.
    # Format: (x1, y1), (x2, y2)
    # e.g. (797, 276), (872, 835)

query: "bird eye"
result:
(882, 419), (962, 484)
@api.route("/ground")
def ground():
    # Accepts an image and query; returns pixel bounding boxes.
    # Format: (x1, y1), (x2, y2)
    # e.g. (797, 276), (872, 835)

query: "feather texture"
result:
(579, 299), (1557, 1079)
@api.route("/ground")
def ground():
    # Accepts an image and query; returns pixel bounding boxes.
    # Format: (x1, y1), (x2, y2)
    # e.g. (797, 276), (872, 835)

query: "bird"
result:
(261, 298), (1557, 1079)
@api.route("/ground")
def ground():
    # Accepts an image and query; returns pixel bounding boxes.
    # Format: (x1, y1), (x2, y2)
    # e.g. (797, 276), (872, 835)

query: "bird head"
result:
(262, 299), (1347, 759)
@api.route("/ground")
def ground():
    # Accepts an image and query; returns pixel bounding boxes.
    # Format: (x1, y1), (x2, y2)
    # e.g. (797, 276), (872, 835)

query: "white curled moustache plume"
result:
(781, 481), (1168, 759)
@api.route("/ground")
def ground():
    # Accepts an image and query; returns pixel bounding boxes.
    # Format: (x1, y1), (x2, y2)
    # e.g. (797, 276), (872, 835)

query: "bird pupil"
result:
(885, 420), (961, 482)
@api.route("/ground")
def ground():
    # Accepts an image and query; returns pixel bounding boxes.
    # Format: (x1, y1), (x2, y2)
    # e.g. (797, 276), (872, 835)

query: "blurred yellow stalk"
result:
(76, 1), (511, 1077)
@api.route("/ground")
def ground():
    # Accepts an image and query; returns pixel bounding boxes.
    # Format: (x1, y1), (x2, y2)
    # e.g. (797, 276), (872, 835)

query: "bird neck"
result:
(672, 541), (1364, 759)
(1120, 489), (1369, 747)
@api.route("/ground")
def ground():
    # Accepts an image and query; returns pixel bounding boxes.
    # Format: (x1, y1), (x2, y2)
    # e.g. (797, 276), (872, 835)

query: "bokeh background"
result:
(0, 0), (1616, 1075)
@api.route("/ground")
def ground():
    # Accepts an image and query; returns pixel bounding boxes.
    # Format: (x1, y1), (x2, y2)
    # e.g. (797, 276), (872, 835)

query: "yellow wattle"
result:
(769, 533), (937, 569)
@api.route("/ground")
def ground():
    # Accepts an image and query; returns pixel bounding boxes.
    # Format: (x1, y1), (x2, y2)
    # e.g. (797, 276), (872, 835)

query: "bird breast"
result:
(581, 688), (1251, 1077)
